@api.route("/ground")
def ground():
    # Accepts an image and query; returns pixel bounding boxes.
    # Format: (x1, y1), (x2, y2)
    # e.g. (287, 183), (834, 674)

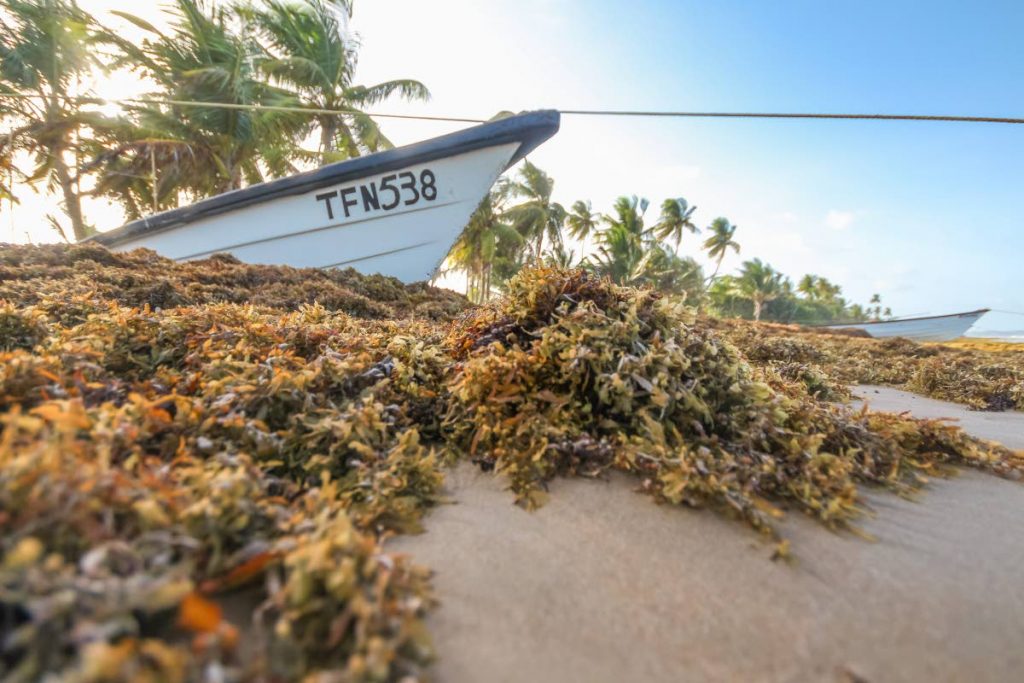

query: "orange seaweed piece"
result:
(177, 592), (222, 633)
(200, 551), (279, 593)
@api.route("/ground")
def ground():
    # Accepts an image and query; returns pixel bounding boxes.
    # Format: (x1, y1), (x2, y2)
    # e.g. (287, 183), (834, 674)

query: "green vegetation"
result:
(446, 267), (1023, 522)
(702, 216), (740, 282)
(441, 190), (522, 304)
(454, 163), (882, 323)
(96, 0), (308, 209)
(0, 0), (110, 240)
(503, 160), (566, 265)
(708, 262), (889, 325)
(243, 0), (429, 159)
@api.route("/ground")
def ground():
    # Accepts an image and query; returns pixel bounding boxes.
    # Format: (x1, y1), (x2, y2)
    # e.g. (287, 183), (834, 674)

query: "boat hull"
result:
(102, 143), (517, 283)
(90, 111), (560, 283)
(824, 309), (988, 342)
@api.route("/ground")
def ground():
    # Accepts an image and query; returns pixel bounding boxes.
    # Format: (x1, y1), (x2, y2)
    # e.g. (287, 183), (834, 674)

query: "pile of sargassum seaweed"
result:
(713, 318), (1024, 411)
(0, 245), (1021, 682)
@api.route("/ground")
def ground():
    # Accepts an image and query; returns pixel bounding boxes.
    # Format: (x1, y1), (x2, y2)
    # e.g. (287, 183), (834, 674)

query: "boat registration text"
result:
(314, 168), (438, 221)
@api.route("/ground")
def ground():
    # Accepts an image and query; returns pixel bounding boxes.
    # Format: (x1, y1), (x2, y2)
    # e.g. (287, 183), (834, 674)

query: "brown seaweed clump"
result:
(0, 243), (469, 323)
(0, 299), (448, 681)
(444, 268), (1023, 534)
(0, 245), (1022, 681)
(714, 318), (1024, 411)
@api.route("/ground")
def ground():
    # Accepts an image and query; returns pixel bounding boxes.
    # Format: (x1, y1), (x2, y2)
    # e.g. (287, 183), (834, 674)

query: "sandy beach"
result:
(851, 385), (1024, 449)
(391, 387), (1024, 682)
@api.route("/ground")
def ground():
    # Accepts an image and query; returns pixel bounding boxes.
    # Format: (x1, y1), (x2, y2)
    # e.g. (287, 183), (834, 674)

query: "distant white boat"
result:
(823, 309), (990, 342)
(89, 111), (560, 282)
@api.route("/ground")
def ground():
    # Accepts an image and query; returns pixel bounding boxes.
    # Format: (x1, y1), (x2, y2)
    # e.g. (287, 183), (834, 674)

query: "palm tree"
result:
(707, 275), (741, 316)
(94, 0), (308, 211)
(736, 258), (785, 321)
(0, 0), (108, 240)
(0, 144), (14, 206)
(244, 0), (429, 161)
(816, 278), (842, 302)
(565, 199), (598, 241)
(544, 240), (577, 269)
(504, 160), (566, 263)
(580, 194), (709, 300)
(797, 274), (819, 299)
(640, 248), (706, 301)
(86, 119), (202, 219)
(447, 190), (522, 303)
(798, 275), (843, 303)
(869, 293), (882, 320)
(602, 195), (649, 239)
(590, 223), (646, 285)
(702, 217), (739, 281)
(589, 196), (649, 285)
(653, 197), (698, 251)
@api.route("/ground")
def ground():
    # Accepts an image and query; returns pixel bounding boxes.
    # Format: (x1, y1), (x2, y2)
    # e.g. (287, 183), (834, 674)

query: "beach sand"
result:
(390, 387), (1024, 682)
(852, 385), (1024, 449)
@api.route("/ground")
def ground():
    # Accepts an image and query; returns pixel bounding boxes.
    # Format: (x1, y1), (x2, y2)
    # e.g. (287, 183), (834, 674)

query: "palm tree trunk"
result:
(710, 256), (724, 282)
(52, 152), (86, 241)
(753, 298), (763, 321)
(320, 117), (338, 157)
(471, 263), (483, 304)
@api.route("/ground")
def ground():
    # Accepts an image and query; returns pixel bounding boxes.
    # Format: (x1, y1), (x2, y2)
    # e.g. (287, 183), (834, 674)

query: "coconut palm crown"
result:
(244, 0), (430, 161)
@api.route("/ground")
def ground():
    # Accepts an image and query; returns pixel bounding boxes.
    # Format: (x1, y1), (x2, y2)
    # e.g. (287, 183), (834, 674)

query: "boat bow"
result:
(89, 111), (561, 282)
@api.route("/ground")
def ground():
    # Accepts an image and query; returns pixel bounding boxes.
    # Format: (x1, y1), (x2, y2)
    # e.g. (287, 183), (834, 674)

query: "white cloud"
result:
(825, 210), (855, 231)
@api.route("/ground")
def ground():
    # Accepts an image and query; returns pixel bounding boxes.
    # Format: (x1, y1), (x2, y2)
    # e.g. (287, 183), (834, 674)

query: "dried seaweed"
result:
(0, 243), (469, 323)
(0, 262), (448, 680)
(715, 318), (1024, 411)
(444, 268), (1023, 532)
(0, 246), (1022, 681)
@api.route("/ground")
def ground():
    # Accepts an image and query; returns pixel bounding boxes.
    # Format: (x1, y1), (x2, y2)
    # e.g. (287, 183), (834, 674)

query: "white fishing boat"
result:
(90, 110), (560, 282)
(823, 309), (990, 342)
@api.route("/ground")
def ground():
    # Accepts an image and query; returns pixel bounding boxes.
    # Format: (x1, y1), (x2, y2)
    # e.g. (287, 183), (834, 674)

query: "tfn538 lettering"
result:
(315, 168), (438, 220)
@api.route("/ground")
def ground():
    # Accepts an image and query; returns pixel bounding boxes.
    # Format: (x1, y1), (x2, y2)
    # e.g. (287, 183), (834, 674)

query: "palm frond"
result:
(350, 79), (431, 105)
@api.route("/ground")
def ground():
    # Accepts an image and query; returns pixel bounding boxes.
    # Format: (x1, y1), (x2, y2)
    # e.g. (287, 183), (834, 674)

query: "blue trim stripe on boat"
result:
(89, 110), (560, 248)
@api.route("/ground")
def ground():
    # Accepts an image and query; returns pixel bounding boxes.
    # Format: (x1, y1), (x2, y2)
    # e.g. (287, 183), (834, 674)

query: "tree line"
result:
(1, 0), (886, 324)
(462, 159), (887, 325)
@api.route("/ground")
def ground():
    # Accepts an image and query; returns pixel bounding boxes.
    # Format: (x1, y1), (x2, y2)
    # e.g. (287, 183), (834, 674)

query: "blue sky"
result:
(352, 0), (1024, 331)
(12, 0), (1024, 331)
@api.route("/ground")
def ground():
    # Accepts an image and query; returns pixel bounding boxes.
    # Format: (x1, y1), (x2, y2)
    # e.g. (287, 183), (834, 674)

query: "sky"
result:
(5, 0), (1024, 332)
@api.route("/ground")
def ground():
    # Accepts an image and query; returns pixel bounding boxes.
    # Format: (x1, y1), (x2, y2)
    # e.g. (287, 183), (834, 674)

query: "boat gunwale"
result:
(88, 110), (560, 248)
(818, 308), (991, 328)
